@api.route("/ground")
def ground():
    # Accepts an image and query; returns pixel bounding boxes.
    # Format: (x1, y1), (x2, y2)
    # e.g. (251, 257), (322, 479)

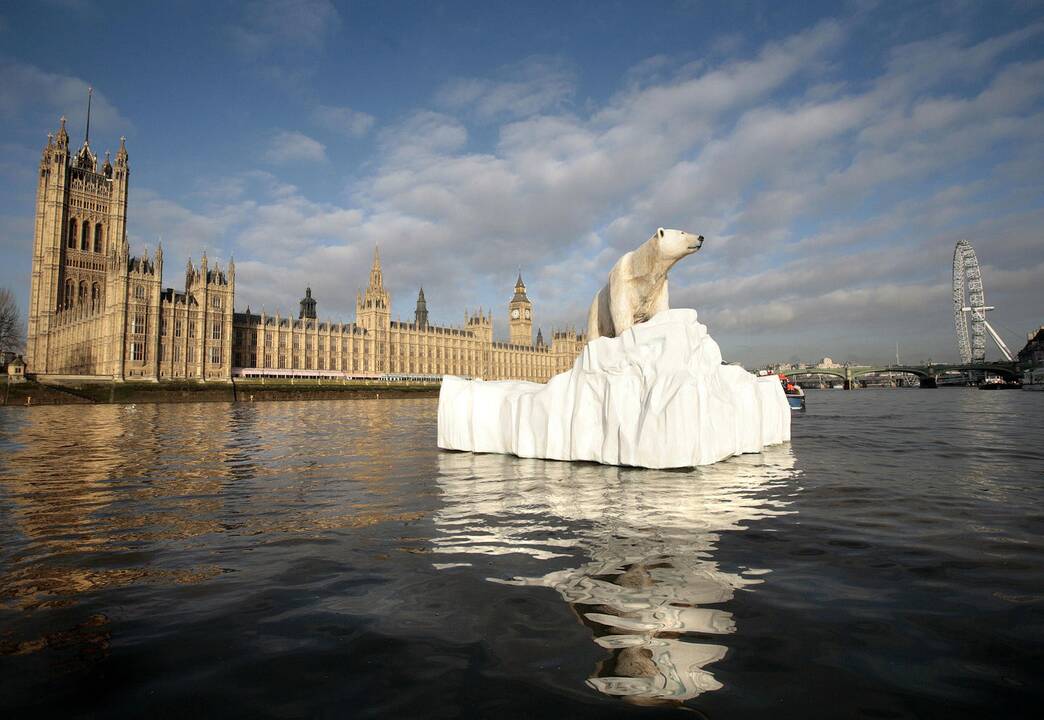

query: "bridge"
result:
(782, 362), (1020, 388)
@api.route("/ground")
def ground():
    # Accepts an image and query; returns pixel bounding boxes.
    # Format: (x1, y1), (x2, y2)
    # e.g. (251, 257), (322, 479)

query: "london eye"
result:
(952, 239), (1013, 363)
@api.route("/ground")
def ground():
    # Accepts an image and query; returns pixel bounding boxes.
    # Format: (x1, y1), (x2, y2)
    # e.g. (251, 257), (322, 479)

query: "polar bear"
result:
(586, 228), (704, 340)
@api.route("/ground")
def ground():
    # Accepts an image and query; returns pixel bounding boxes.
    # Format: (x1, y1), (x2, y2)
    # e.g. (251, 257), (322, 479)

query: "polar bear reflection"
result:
(433, 449), (797, 702)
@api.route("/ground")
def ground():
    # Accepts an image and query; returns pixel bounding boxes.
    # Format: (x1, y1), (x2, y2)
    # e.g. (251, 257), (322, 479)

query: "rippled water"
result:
(1, 391), (1042, 718)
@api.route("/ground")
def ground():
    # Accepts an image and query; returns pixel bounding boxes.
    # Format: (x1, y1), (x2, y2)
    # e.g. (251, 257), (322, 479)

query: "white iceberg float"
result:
(438, 308), (790, 469)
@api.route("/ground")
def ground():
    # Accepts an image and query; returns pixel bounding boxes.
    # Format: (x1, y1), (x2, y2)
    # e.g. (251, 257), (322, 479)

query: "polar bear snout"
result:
(689, 234), (705, 250)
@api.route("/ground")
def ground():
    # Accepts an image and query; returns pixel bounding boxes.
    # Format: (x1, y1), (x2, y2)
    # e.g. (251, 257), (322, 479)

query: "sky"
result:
(1, 0), (1042, 367)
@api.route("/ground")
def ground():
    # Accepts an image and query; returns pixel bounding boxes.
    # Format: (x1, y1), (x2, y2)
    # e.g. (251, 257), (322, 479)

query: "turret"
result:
(415, 287), (429, 329)
(299, 287), (317, 319)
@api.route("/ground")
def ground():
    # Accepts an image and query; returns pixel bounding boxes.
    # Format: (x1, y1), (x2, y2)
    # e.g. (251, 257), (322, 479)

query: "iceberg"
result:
(437, 309), (790, 468)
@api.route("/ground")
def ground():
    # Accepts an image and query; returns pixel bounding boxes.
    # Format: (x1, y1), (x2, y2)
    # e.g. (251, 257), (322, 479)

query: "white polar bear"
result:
(587, 228), (704, 340)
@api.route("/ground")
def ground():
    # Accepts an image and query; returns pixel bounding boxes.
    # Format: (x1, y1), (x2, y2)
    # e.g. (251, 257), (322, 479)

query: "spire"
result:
(84, 86), (93, 146)
(56, 116), (69, 148)
(511, 271), (530, 303)
(373, 244), (381, 269)
(415, 286), (429, 329)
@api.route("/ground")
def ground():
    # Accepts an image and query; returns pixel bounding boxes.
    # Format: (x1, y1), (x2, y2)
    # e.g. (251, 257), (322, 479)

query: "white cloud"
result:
(263, 130), (327, 165)
(436, 56), (577, 121)
(312, 104), (375, 138)
(228, 0), (339, 58)
(0, 59), (132, 139)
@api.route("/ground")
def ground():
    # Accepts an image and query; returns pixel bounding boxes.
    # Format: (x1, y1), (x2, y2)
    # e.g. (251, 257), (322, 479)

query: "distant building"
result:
(1018, 326), (1044, 367)
(818, 357), (840, 368)
(24, 112), (585, 383)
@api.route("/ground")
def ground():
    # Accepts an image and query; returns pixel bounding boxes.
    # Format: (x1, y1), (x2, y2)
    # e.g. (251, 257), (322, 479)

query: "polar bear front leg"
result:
(587, 285), (613, 340)
(610, 287), (637, 336)
(650, 278), (670, 318)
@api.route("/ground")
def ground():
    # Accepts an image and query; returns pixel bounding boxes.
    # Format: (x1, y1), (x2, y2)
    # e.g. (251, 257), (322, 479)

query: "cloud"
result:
(0, 59), (132, 138)
(228, 0), (339, 57)
(312, 104), (376, 138)
(436, 56), (577, 121)
(263, 130), (327, 164)
(226, 0), (340, 84)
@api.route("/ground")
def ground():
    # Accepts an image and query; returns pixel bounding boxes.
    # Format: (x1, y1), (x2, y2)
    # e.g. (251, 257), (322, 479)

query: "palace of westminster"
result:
(25, 112), (586, 383)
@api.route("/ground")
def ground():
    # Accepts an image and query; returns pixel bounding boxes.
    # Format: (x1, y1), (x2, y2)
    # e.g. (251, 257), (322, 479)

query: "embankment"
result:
(2, 379), (440, 406)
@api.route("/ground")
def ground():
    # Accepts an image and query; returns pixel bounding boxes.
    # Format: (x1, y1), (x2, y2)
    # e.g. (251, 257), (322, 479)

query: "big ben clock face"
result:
(511, 308), (520, 319)
(524, 309), (531, 319)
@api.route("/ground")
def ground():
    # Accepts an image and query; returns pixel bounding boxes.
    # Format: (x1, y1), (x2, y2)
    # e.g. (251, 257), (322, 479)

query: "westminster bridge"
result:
(783, 362), (1021, 388)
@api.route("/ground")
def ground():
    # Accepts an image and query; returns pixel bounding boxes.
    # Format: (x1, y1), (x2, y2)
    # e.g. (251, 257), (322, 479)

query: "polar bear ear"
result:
(657, 228), (665, 238)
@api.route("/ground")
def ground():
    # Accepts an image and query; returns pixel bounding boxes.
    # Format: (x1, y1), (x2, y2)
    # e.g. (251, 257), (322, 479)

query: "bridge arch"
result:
(785, 368), (847, 381)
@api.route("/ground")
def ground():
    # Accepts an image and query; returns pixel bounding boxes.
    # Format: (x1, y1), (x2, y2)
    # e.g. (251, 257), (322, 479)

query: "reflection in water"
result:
(0, 401), (425, 616)
(434, 448), (798, 702)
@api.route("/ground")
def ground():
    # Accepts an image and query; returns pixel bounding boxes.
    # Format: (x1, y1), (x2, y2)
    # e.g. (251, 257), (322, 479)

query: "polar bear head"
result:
(655, 227), (704, 261)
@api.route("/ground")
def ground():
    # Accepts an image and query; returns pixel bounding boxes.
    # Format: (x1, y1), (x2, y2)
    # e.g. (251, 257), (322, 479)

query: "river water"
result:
(0, 390), (1041, 718)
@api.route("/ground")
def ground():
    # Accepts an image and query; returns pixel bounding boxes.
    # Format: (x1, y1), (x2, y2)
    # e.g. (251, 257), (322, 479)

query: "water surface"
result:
(1, 391), (1042, 717)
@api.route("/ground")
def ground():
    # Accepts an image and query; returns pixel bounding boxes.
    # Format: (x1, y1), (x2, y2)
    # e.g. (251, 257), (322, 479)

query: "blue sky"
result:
(1, 0), (1042, 366)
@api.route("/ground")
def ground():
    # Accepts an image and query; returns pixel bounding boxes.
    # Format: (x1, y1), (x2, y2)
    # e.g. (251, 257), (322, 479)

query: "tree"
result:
(0, 287), (25, 355)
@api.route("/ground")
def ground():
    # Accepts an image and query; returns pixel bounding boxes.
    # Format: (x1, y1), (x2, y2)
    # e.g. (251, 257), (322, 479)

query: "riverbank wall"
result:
(2, 378), (441, 406)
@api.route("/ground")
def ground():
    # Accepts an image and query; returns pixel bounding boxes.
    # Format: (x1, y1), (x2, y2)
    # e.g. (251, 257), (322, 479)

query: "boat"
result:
(779, 374), (806, 410)
(978, 376), (1022, 390)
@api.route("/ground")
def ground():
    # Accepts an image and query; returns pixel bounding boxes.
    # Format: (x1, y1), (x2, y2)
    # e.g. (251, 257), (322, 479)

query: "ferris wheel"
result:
(952, 239), (1013, 363)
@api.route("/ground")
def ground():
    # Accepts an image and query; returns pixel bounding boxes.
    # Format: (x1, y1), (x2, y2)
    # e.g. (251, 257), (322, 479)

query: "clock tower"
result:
(508, 272), (532, 345)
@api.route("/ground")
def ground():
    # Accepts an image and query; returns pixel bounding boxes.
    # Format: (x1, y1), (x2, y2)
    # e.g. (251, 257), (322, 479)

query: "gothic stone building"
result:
(26, 116), (584, 382)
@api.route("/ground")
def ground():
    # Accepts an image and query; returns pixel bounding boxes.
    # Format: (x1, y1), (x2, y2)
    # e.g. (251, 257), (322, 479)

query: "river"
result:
(1, 390), (1041, 718)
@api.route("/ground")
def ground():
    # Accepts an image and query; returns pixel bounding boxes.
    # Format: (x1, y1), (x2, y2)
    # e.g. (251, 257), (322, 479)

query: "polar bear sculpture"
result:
(587, 228), (704, 341)
(438, 309), (790, 469)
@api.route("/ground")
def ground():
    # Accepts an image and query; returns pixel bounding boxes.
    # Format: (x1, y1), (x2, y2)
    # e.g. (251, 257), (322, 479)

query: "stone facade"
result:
(25, 115), (585, 383)
(229, 249), (585, 382)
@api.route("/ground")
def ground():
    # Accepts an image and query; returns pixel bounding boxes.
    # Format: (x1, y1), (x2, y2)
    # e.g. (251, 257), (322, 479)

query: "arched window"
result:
(91, 283), (101, 311)
(64, 280), (75, 309)
(68, 219), (77, 250)
(78, 281), (88, 306)
(93, 224), (103, 253)
(80, 221), (90, 251)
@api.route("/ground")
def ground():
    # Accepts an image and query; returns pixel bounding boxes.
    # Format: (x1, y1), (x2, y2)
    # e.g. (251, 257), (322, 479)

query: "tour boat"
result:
(779, 374), (806, 410)
(978, 376), (1022, 390)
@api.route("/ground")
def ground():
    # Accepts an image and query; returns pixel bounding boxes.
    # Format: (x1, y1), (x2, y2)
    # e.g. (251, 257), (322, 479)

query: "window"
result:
(174, 319), (182, 338)
(264, 353), (272, 367)
(188, 321), (196, 338)
(68, 219), (77, 249)
(210, 347), (221, 365)
(212, 321), (221, 340)
(64, 280), (74, 309)
(318, 358), (325, 370)
(132, 342), (144, 362)
(93, 224), (103, 253)
(159, 317), (167, 336)
(212, 296), (221, 309)
(234, 329), (243, 344)
(158, 344), (165, 362)
(278, 354), (285, 368)
(265, 333), (272, 347)
(174, 345), (181, 362)
(78, 282), (88, 306)
(91, 283), (101, 311)
(249, 353), (256, 367)
(132, 313), (145, 335)
(80, 221), (90, 251)
(234, 353), (242, 367)
(134, 285), (145, 299)
(187, 346), (195, 363)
